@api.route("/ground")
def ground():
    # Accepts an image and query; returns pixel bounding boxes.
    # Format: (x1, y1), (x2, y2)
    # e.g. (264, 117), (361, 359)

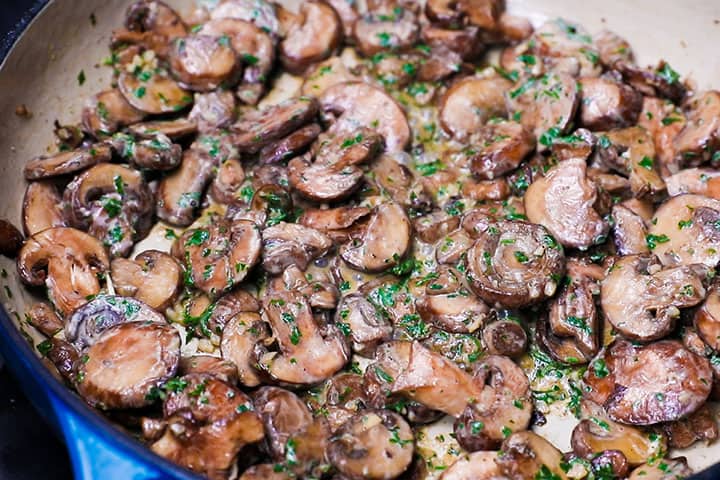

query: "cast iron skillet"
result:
(0, 2), (718, 480)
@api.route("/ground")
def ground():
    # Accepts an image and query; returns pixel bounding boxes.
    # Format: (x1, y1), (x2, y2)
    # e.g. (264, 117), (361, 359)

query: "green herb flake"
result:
(646, 233), (670, 250)
(638, 156), (654, 170)
(77, 70), (86, 86)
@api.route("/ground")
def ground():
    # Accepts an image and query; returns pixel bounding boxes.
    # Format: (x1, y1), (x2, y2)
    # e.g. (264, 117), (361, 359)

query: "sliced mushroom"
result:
(467, 120), (536, 180)
(496, 431), (568, 480)
(76, 322), (180, 409)
(311, 373), (367, 432)
(335, 294), (392, 356)
(532, 18), (600, 77)
(82, 89), (145, 137)
(169, 34), (239, 92)
(372, 153), (431, 210)
(482, 317), (527, 358)
(210, 157), (245, 204)
(186, 90), (237, 133)
(601, 254), (706, 341)
(695, 287), (720, 351)
(465, 220), (565, 308)
(207, 288), (261, 334)
(417, 268), (489, 334)
(328, 409), (414, 480)
(648, 194), (720, 267)
(123, 1), (187, 43)
(436, 228), (474, 265)
(505, 71), (579, 146)
(260, 123), (321, 164)
(583, 339), (713, 425)
(117, 70), (192, 114)
(425, 0), (501, 30)
(22, 181), (66, 236)
(65, 294), (165, 349)
(210, 0), (280, 37)
(111, 250), (182, 310)
(126, 117), (199, 140)
(178, 355), (238, 384)
(288, 155), (364, 203)
(42, 337), (80, 384)
(221, 311), (269, 387)
(301, 56), (360, 97)
(299, 206), (371, 242)
(320, 82), (410, 152)
(665, 168), (720, 199)
(440, 451), (506, 480)
(151, 374), (264, 477)
(26, 302), (63, 337)
(177, 219), (261, 297)
(239, 464), (293, 480)
(261, 222), (332, 274)
(439, 76), (512, 140)
(353, 6), (419, 56)
(421, 24), (484, 61)
(453, 355), (533, 451)
(672, 90), (720, 166)
(0, 219), (23, 258)
(593, 29), (633, 68)
(24, 144), (112, 180)
(17, 227), (109, 316)
(340, 202), (411, 273)
(525, 158), (608, 249)
(616, 60), (686, 104)
(232, 97), (319, 153)
(413, 210), (460, 244)
(658, 404), (718, 449)
(64, 163), (154, 257)
(628, 458), (693, 480)
(278, 1), (341, 73)
(579, 74), (643, 131)
(157, 148), (215, 226)
(612, 203), (649, 255)
(571, 400), (666, 466)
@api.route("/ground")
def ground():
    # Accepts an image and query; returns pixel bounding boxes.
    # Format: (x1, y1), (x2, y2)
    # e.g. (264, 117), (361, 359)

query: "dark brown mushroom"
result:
(371, 153), (431, 210)
(76, 322), (180, 409)
(82, 89), (145, 138)
(353, 5), (419, 56)
(207, 288), (261, 334)
(310, 373), (367, 432)
(288, 154), (365, 203)
(278, 1), (341, 73)
(117, 70), (192, 114)
(695, 287), (720, 351)
(22, 181), (66, 236)
(672, 90), (720, 166)
(482, 317), (528, 358)
(425, 0), (501, 30)
(465, 220), (565, 309)
(299, 206), (371, 243)
(0, 220), (23, 257)
(335, 294), (392, 356)
(496, 431), (568, 480)
(111, 250), (183, 310)
(583, 339), (713, 425)
(178, 355), (238, 384)
(24, 144), (112, 180)
(658, 404), (718, 449)
(261, 222), (332, 274)
(616, 60), (686, 104)
(578, 74), (643, 131)
(157, 148), (215, 227)
(421, 24), (484, 61)
(25, 302), (63, 337)
(42, 338), (80, 384)
(328, 409), (414, 480)
(439, 76), (512, 140)
(525, 158), (608, 249)
(467, 120), (536, 180)
(120, 1), (187, 50)
(17, 227), (109, 316)
(440, 451), (506, 480)
(593, 29), (633, 68)
(413, 210), (460, 244)
(260, 123), (321, 164)
(239, 464), (292, 480)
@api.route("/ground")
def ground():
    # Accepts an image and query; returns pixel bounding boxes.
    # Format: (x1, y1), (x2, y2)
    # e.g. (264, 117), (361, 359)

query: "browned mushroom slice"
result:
(209, 158), (245, 204)
(22, 181), (66, 236)
(17, 227), (109, 316)
(453, 355), (533, 451)
(124, 1), (187, 39)
(259, 288), (348, 384)
(108, 131), (180, 171)
(221, 311), (268, 387)
(26, 302), (63, 337)
(524, 158), (607, 249)
(665, 168), (720, 199)
(335, 294), (392, 356)
(417, 268), (489, 333)
(372, 154), (430, 210)
(278, 1), (341, 74)
(467, 120), (535, 180)
(169, 34), (239, 92)
(152, 374), (264, 477)
(65, 294), (165, 349)
(616, 61), (686, 104)
(436, 228), (474, 265)
(612, 203), (649, 255)
(413, 210), (460, 244)
(647, 194), (720, 267)
(314, 128), (384, 167)
(207, 288), (261, 334)
(127, 117), (198, 140)
(439, 76), (512, 140)
(178, 355), (238, 384)
(571, 400), (666, 466)
(157, 148), (215, 227)
(532, 18), (600, 77)
(261, 222), (332, 274)
(184, 92), (235, 134)
(482, 317), (527, 358)
(288, 155), (364, 203)
(466, 220), (565, 309)
(111, 250), (182, 310)
(695, 288), (720, 350)
(505, 71), (579, 146)
(628, 458), (693, 480)
(260, 123), (321, 164)
(583, 339), (713, 425)
(299, 206), (370, 242)
(24, 144), (111, 180)
(440, 451), (506, 480)
(179, 219), (261, 297)
(353, 6), (419, 56)
(421, 24), (483, 61)
(210, 0), (280, 36)
(310, 373), (367, 431)
(579, 74), (643, 131)
(425, 0), (501, 30)
(232, 97), (319, 153)
(593, 29), (633, 68)
(301, 57), (360, 97)
(328, 409), (414, 480)
(117, 70), (192, 114)
(76, 322), (180, 409)
(41, 337), (80, 384)
(239, 464), (293, 480)
(340, 202), (410, 273)
(82, 89), (145, 137)
(672, 90), (720, 165)
(658, 404), (718, 449)
(320, 82), (410, 152)
(496, 431), (568, 480)
(0, 219), (22, 257)
(602, 254), (706, 342)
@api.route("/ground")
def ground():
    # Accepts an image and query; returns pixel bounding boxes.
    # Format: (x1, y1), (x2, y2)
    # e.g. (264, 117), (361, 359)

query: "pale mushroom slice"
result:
(169, 34), (239, 92)
(571, 400), (666, 466)
(117, 70), (192, 114)
(583, 339), (713, 425)
(24, 144), (112, 180)
(111, 250), (183, 310)
(612, 203), (649, 255)
(261, 222), (332, 274)
(466, 120), (536, 180)
(177, 219), (261, 297)
(76, 322), (180, 409)
(353, 5), (419, 56)
(578, 74), (643, 131)
(319, 82), (410, 152)
(17, 227), (109, 316)
(22, 181), (66, 236)
(672, 90), (720, 165)
(157, 148), (215, 227)
(438, 76), (512, 140)
(505, 71), (579, 147)
(340, 202), (411, 273)
(531, 18), (601, 77)
(496, 431), (569, 480)
(465, 220), (565, 309)
(628, 458), (693, 480)
(328, 409), (414, 480)
(258, 288), (348, 385)
(695, 287), (720, 351)
(440, 451), (507, 480)
(665, 168), (720, 199)
(210, 0), (280, 36)
(278, 0), (341, 73)
(335, 294), (392, 356)
(647, 194), (720, 267)
(601, 254), (707, 342)
(525, 158), (607, 249)
(221, 311), (269, 387)
(82, 89), (145, 138)
(151, 374), (264, 477)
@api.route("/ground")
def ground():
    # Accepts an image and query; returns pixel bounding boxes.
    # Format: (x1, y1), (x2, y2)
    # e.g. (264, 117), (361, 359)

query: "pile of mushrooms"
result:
(5, 0), (720, 478)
